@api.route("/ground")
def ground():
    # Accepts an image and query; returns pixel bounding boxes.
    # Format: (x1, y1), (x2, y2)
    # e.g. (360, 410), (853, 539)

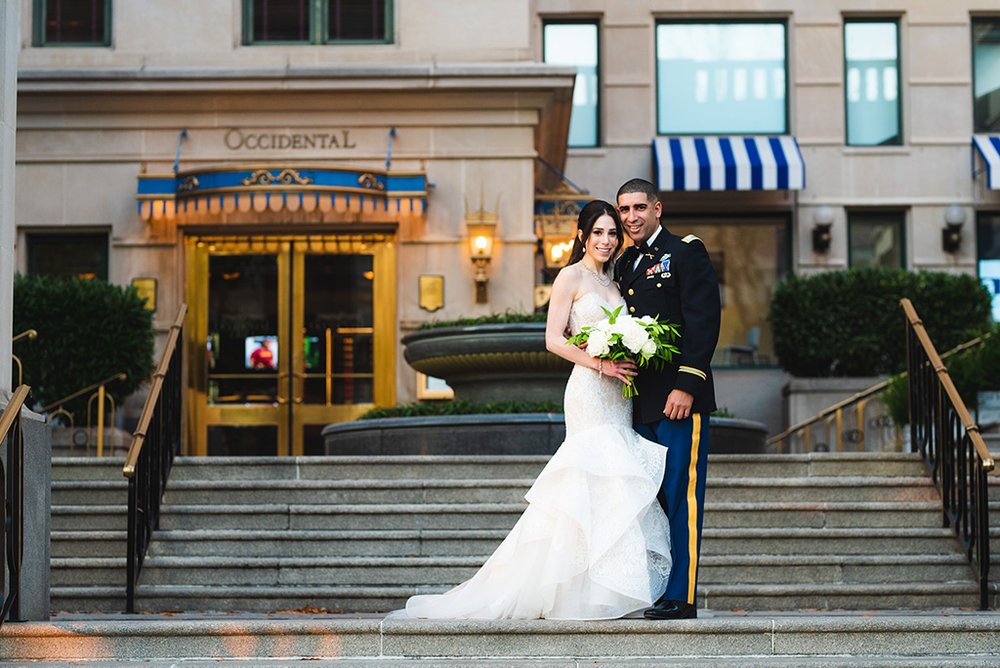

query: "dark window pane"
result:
(328, 0), (385, 41)
(27, 234), (108, 280)
(974, 21), (1000, 132)
(253, 0), (311, 42)
(849, 213), (904, 270)
(44, 0), (106, 44)
(544, 23), (599, 147)
(845, 21), (900, 146)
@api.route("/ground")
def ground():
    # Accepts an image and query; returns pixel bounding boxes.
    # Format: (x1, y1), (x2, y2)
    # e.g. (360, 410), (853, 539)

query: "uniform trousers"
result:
(635, 413), (710, 605)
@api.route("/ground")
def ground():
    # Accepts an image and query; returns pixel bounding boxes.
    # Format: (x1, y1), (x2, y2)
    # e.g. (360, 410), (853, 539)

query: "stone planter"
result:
(402, 323), (572, 404)
(323, 414), (768, 456)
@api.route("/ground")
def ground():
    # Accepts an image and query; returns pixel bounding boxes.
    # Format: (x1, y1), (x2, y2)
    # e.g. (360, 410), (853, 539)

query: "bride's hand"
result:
(602, 358), (637, 384)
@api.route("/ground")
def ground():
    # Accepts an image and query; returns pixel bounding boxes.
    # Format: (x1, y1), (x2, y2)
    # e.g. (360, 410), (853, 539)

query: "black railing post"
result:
(123, 305), (186, 614)
(901, 298), (993, 610)
(0, 385), (31, 628)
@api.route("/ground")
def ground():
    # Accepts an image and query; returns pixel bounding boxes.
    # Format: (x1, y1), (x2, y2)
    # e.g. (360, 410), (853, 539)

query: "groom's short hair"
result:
(617, 178), (659, 204)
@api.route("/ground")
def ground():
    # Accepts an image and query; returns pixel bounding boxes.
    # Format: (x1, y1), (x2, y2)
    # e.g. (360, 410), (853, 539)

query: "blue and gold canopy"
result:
(136, 165), (427, 222)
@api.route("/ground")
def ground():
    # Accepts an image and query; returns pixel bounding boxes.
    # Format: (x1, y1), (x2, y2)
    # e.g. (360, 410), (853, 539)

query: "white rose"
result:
(639, 315), (655, 325)
(640, 338), (657, 358)
(587, 328), (611, 357)
(621, 321), (649, 355)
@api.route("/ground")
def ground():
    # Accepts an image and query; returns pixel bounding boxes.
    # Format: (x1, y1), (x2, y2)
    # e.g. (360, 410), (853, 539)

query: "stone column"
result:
(0, 0), (16, 393)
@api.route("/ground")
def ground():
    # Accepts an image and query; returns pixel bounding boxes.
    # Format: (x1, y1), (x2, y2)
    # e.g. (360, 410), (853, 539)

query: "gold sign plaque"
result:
(534, 285), (552, 309)
(419, 275), (444, 312)
(132, 278), (157, 312)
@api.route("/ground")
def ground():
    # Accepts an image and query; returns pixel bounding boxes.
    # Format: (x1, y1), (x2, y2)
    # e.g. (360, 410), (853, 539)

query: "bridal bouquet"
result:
(565, 305), (680, 398)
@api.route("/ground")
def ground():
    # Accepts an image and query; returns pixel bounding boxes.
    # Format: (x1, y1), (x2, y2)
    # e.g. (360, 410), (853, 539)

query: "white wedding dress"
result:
(402, 292), (671, 620)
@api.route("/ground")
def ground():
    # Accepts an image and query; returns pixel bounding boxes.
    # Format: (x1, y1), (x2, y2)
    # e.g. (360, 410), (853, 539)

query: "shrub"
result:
(13, 274), (155, 417)
(883, 329), (1000, 426)
(769, 269), (991, 377)
(418, 311), (547, 330)
(359, 400), (561, 420)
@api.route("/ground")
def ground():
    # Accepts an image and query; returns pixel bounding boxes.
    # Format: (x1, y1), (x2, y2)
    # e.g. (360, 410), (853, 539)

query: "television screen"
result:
(245, 336), (278, 370)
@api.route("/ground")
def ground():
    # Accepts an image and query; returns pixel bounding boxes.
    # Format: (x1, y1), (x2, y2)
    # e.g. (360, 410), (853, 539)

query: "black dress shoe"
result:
(643, 599), (697, 620)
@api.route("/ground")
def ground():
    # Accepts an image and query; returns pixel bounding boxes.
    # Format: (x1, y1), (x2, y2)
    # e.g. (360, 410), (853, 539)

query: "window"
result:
(667, 216), (790, 367)
(27, 233), (108, 281)
(544, 22), (599, 148)
(974, 20), (1000, 132)
(33, 0), (110, 46)
(656, 21), (787, 135)
(844, 20), (901, 145)
(977, 213), (1000, 322)
(245, 0), (391, 45)
(848, 212), (905, 269)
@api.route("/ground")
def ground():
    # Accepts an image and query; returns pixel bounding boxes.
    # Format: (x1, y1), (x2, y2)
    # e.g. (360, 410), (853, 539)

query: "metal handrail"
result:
(769, 331), (992, 452)
(902, 297), (993, 610)
(123, 305), (186, 477)
(40, 372), (127, 414)
(124, 304), (186, 613)
(11, 330), (38, 388)
(0, 385), (31, 628)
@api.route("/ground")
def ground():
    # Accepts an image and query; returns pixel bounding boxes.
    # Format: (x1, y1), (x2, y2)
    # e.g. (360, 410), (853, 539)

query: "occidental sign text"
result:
(225, 128), (357, 151)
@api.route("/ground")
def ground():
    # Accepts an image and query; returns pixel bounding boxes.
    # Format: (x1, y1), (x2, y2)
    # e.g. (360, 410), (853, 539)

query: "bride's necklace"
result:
(581, 262), (611, 286)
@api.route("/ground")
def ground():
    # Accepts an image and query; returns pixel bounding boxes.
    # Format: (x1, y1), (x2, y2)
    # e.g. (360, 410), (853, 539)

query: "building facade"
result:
(13, 0), (1000, 450)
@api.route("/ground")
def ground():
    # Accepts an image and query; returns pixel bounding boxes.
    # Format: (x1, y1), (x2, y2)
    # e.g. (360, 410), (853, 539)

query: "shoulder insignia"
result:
(681, 234), (701, 244)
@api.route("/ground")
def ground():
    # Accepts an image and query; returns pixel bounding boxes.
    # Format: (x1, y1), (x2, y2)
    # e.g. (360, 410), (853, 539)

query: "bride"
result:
(401, 199), (671, 620)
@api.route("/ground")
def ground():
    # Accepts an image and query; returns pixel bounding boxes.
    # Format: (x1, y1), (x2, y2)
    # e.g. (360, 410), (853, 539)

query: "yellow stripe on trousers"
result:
(686, 413), (702, 604)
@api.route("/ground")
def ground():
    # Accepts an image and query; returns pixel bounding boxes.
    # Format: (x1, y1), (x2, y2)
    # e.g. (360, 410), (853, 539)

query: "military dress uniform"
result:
(614, 225), (721, 609)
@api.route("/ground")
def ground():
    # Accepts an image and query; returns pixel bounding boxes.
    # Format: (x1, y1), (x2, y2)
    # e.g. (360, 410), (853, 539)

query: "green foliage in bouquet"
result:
(13, 274), (155, 417)
(565, 305), (680, 397)
(769, 269), (991, 377)
(883, 328), (1000, 426)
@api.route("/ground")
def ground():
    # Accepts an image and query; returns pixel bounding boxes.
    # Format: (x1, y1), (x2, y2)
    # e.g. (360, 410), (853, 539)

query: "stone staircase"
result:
(47, 451), (972, 614)
(50, 456), (129, 613)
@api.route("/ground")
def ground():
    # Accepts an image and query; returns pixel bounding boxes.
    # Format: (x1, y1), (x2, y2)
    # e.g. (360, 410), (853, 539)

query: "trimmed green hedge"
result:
(769, 269), (991, 377)
(13, 274), (155, 417)
(883, 329), (1000, 426)
(417, 311), (547, 330)
(359, 400), (561, 420)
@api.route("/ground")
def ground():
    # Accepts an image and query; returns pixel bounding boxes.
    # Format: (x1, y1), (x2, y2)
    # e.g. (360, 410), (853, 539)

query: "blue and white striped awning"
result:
(973, 135), (1000, 189)
(653, 136), (805, 192)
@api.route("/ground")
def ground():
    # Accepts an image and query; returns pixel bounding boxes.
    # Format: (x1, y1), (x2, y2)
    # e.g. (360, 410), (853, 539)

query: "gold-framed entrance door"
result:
(186, 234), (396, 456)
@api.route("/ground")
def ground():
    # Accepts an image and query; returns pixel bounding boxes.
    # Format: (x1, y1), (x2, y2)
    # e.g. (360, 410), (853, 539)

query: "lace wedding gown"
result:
(402, 292), (671, 620)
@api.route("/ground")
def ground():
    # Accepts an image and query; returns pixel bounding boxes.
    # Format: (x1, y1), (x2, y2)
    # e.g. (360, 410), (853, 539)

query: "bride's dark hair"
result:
(566, 199), (624, 273)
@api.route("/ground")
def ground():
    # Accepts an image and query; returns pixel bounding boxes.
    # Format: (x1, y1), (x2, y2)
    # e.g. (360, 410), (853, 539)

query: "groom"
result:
(614, 178), (721, 620)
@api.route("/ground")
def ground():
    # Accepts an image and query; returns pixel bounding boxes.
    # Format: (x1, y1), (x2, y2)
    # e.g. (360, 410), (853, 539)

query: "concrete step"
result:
(705, 477), (938, 503)
(128, 581), (983, 613)
(50, 586), (125, 614)
(51, 558), (126, 587)
(154, 499), (943, 533)
(163, 453), (928, 483)
(161, 478), (535, 506)
(160, 476), (944, 512)
(51, 504), (127, 531)
(52, 456), (127, 481)
(6, 614), (1000, 663)
(135, 553), (973, 588)
(146, 527), (961, 559)
(51, 531), (126, 558)
(52, 479), (129, 505)
(18, 659), (1000, 668)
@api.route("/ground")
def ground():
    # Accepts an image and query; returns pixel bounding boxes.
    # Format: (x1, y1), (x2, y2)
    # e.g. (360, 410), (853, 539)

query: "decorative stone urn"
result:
(401, 323), (572, 404)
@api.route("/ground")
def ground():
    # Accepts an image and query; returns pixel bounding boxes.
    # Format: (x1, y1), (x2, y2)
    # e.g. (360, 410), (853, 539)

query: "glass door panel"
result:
(188, 234), (395, 456)
(292, 251), (378, 455)
(207, 254), (281, 405)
